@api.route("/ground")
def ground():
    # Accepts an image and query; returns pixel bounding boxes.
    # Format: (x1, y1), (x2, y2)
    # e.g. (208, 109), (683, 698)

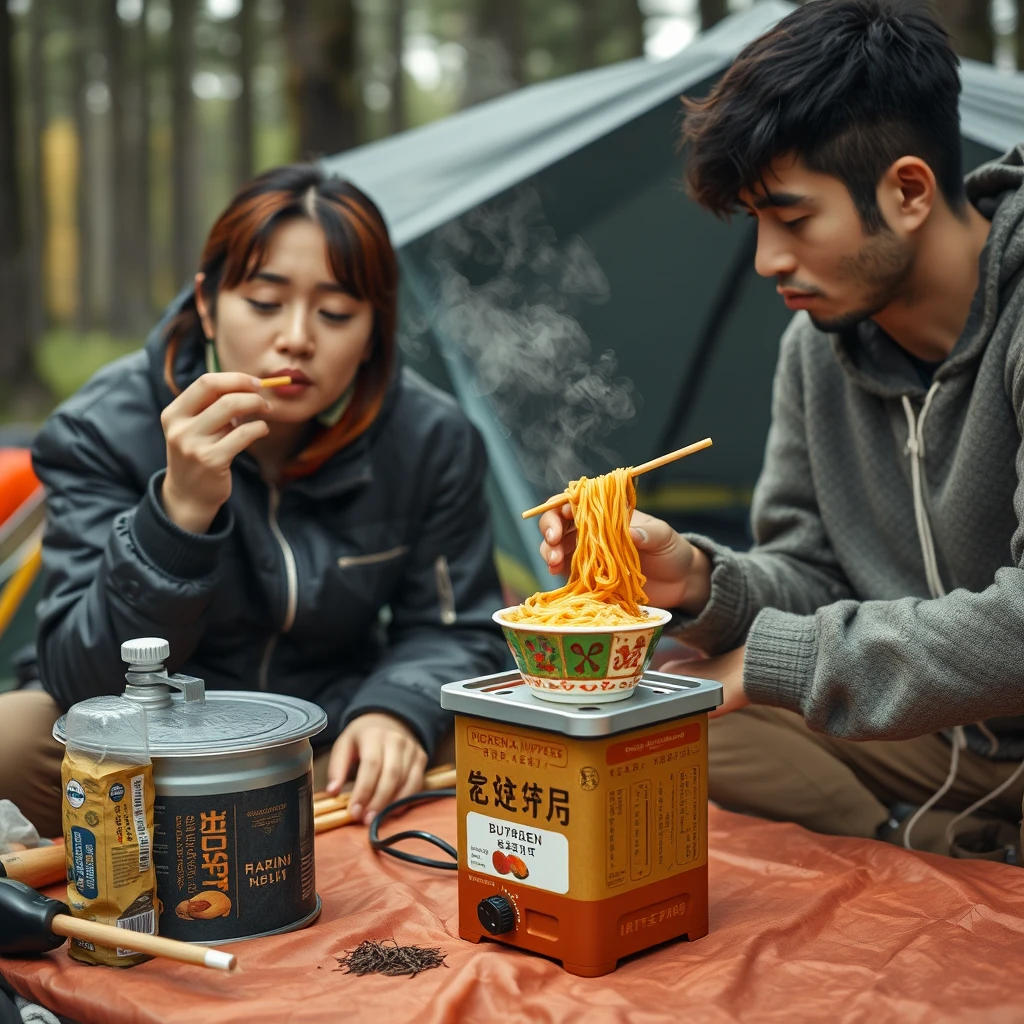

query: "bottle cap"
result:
(121, 638), (170, 666)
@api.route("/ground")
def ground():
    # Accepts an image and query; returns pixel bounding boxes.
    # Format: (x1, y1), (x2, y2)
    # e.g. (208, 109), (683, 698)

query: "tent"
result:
(323, 1), (1024, 596)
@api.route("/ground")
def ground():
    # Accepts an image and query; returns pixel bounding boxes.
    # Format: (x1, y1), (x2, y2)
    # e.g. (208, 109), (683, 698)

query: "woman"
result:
(0, 165), (506, 837)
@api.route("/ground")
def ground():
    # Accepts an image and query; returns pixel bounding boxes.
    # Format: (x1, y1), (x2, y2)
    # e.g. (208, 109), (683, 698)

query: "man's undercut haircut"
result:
(681, 0), (965, 231)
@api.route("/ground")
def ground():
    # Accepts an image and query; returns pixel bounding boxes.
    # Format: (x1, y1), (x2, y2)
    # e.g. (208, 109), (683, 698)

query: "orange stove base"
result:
(458, 863), (709, 977)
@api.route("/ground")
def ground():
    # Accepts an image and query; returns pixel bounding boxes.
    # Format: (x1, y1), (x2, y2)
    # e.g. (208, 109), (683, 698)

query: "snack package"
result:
(61, 696), (157, 967)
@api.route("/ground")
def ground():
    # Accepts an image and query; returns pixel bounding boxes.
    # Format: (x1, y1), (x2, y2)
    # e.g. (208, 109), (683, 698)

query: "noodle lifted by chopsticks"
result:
(508, 468), (649, 626)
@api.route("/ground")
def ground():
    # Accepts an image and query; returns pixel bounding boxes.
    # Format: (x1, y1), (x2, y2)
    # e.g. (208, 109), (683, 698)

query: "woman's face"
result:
(196, 217), (375, 425)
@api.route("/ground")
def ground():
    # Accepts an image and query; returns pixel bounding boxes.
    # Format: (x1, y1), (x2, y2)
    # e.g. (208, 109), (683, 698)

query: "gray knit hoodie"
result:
(676, 144), (1024, 761)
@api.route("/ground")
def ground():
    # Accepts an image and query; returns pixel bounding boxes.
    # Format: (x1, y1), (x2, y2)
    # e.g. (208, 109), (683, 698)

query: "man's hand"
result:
(537, 504), (712, 614)
(325, 713), (428, 825)
(661, 645), (748, 717)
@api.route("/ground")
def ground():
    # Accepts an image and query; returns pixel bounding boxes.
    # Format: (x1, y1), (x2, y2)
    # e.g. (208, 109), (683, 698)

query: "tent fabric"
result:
(322, 1), (1024, 250)
(4, 801), (1024, 1023)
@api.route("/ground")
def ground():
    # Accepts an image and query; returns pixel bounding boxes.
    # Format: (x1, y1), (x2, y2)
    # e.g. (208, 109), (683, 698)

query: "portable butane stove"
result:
(439, 669), (722, 977)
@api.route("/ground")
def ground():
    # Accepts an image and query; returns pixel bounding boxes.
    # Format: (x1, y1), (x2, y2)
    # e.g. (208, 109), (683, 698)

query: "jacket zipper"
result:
(259, 483), (299, 690)
(435, 555), (456, 625)
(337, 545), (410, 568)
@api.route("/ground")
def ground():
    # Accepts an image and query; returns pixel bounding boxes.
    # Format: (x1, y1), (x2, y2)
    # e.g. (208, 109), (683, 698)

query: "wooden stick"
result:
(312, 794), (351, 816)
(314, 808), (355, 834)
(0, 842), (65, 889)
(50, 914), (236, 971)
(520, 438), (714, 519)
(314, 766), (457, 834)
(259, 376), (293, 388)
(313, 764), (455, 815)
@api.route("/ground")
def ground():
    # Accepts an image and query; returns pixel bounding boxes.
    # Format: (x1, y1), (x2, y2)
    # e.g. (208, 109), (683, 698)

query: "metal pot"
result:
(54, 638), (327, 944)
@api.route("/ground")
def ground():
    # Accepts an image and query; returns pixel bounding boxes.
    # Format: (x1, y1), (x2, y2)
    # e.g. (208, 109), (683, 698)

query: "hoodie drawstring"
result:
(901, 384), (945, 601)
(898, 383), (1023, 855)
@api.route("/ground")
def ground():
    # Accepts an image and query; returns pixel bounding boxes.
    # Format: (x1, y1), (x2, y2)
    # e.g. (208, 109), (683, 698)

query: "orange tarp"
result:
(3, 801), (1024, 1023)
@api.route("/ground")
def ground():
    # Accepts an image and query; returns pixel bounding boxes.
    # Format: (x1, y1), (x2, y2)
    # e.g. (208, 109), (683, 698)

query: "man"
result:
(539, 0), (1024, 862)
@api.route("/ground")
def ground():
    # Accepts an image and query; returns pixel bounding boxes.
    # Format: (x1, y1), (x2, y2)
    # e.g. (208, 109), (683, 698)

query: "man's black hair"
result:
(682, 0), (964, 230)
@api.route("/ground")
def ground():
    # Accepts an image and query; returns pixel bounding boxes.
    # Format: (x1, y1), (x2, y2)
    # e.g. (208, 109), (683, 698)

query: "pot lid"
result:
(54, 691), (327, 758)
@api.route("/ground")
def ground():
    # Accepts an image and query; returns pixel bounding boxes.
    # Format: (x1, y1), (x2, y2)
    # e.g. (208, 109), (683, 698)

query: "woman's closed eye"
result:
(320, 310), (354, 324)
(246, 297), (280, 314)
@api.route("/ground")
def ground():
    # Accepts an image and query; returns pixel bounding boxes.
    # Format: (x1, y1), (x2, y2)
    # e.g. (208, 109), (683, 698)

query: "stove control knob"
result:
(478, 895), (515, 935)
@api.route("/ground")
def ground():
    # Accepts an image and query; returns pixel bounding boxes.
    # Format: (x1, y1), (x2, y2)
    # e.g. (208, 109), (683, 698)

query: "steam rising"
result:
(400, 188), (638, 490)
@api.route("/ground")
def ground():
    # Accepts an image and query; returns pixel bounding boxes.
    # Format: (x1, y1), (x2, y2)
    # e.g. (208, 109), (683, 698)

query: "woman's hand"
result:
(537, 503), (713, 614)
(325, 713), (428, 825)
(160, 372), (271, 534)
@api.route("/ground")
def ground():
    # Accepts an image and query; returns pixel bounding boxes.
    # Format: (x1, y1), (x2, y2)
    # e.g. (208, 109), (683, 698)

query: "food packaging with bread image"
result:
(61, 695), (158, 967)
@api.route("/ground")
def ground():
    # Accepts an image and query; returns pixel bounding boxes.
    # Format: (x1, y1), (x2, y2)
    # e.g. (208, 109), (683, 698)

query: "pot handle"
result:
(166, 672), (205, 703)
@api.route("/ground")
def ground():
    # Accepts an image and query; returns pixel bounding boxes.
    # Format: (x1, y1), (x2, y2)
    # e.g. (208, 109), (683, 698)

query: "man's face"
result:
(739, 155), (914, 332)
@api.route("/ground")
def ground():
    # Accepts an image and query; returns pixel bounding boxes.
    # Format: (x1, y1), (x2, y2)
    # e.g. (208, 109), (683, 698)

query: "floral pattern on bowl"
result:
(492, 606), (672, 703)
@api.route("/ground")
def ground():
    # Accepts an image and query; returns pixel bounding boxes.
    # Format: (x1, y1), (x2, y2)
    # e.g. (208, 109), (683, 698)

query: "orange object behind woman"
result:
(0, 449), (40, 526)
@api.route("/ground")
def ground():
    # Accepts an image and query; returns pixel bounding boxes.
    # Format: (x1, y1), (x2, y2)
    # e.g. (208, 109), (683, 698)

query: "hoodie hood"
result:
(831, 144), (1024, 399)
(143, 285), (402, 480)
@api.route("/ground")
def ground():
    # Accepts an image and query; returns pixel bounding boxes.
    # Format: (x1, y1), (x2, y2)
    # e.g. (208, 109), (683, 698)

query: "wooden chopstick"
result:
(314, 766), (457, 834)
(520, 437), (713, 519)
(313, 764), (455, 813)
(259, 376), (293, 388)
(50, 914), (236, 971)
(314, 807), (356, 833)
(0, 842), (65, 889)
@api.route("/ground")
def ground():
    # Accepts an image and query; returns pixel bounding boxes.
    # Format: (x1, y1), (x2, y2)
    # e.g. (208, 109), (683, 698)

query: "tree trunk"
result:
(579, 0), (600, 70)
(234, 0), (255, 185)
(934, 0), (994, 62)
(388, 0), (406, 135)
(461, 0), (524, 105)
(283, 0), (358, 159)
(622, 0), (646, 59)
(135, 0), (152, 327)
(698, 0), (729, 32)
(105, 0), (152, 334)
(171, 0), (199, 286)
(0, 1), (35, 391)
(480, 0), (524, 88)
(27, 0), (46, 341)
(72, 0), (95, 331)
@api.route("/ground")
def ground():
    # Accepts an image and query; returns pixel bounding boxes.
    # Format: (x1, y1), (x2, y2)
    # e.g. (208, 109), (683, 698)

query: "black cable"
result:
(368, 789), (458, 870)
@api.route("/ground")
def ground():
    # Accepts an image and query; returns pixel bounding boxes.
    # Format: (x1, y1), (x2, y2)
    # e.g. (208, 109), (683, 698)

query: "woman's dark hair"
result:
(164, 164), (398, 473)
(681, 0), (964, 231)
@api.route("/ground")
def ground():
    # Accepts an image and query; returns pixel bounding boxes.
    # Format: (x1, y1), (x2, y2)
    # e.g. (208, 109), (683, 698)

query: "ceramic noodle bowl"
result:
(492, 606), (673, 703)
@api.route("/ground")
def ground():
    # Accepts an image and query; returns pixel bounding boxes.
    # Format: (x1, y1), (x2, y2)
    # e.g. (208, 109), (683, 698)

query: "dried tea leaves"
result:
(335, 939), (448, 978)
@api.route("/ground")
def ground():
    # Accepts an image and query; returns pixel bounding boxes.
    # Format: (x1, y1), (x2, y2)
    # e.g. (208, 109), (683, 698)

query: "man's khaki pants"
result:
(0, 689), (457, 839)
(710, 705), (1024, 861)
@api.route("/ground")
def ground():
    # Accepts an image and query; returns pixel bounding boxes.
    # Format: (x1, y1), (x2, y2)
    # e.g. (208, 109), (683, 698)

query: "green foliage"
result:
(35, 328), (141, 405)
